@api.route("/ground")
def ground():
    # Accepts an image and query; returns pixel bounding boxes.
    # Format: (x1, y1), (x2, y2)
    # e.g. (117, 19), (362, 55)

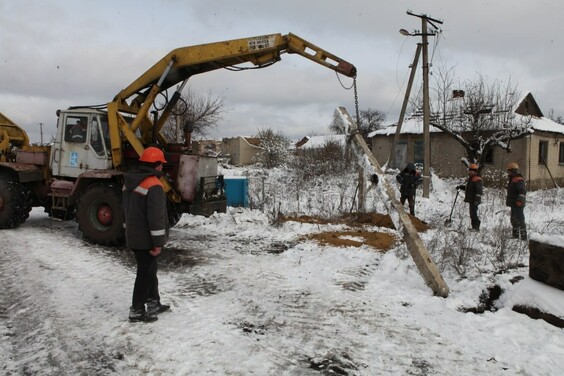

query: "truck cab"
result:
(51, 109), (113, 178)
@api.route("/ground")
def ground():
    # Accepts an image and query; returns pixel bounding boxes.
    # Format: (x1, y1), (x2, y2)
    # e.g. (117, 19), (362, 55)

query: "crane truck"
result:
(0, 33), (356, 246)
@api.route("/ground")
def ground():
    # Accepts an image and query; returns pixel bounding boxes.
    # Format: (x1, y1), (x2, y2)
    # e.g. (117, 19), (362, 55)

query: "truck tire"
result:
(76, 183), (124, 246)
(0, 179), (31, 229)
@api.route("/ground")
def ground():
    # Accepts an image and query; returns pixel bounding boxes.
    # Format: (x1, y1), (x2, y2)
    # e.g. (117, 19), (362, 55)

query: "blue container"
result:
(224, 177), (249, 208)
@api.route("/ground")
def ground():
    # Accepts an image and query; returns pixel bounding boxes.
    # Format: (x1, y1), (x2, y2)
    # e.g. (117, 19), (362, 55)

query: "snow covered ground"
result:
(1, 167), (563, 375)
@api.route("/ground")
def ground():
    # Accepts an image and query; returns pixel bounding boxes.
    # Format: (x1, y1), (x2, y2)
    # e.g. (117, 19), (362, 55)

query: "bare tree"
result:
(253, 128), (291, 168)
(160, 87), (226, 142)
(547, 108), (564, 125)
(329, 108), (386, 139)
(429, 70), (532, 170)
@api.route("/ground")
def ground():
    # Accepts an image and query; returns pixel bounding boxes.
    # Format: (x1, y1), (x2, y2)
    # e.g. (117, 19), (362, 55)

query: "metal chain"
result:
(353, 77), (360, 127)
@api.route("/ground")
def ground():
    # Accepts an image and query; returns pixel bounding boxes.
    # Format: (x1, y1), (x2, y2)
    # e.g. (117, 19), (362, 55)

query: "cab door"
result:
(55, 114), (111, 178)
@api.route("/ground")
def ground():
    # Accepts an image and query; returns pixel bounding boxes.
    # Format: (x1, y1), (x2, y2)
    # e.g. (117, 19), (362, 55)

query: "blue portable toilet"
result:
(223, 177), (249, 208)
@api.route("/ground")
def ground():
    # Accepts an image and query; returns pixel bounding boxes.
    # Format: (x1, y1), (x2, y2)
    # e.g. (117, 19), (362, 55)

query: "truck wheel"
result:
(0, 179), (31, 229)
(77, 184), (124, 246)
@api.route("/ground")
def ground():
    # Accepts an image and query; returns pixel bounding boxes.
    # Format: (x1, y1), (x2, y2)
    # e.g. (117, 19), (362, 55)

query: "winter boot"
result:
(129, 307), (158, 323)
(147, 299), (171, 315)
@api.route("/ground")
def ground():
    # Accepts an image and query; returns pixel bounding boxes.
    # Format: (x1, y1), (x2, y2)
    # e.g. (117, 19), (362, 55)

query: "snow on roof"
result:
(368, 117), (443, 137)
(368, 109), (564, 139)
(368, 91), (564, 138)
(528, 116), (564, 135)
(296, 134), (347, 149)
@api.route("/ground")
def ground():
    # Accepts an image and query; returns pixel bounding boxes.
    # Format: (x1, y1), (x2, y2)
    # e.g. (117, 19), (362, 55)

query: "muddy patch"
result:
(158, 247), (208, 269)
(304, 230), (397, 251)
(282, 212), (427, 250)
(281, 212), (430, 232)
(460, 285), (504, 313)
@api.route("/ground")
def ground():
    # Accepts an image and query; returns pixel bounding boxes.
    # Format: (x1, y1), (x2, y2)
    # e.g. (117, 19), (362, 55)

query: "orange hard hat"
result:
(468, 163), (479, 171)
(506, 162), (519, 171)
(139, 147), (167, 164)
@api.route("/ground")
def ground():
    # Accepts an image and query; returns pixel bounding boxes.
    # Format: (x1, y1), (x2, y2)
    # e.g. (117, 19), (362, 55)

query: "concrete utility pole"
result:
(404, 11), (443, 198)
(39, 122), (43, 145)
(339, 107), (449, 298)
(389, 43), (421, 169)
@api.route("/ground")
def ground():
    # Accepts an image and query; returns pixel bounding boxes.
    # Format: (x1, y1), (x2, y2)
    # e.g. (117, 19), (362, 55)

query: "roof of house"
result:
(368, 92), (564, 137)
(368, 117), (443, 137)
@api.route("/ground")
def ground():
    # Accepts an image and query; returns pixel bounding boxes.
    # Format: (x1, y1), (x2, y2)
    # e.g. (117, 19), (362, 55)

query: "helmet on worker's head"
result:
(468, 163), (479, 171)
(139, 147), (167, 164)
(506, 162), (519, 172)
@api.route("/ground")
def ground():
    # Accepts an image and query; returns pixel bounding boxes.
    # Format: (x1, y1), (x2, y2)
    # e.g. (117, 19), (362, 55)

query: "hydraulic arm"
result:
(108, 33), (356, 170)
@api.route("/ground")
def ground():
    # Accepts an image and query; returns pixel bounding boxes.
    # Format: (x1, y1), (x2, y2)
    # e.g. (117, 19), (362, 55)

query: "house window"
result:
(538, 140), (548, 165)
(483, 148), (494, 164)
(414, 141), (424, 165)
(559, 143), (564, 164)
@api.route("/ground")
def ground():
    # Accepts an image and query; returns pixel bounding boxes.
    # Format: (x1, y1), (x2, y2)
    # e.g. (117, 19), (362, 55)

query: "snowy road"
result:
(2, 208), (563, 375)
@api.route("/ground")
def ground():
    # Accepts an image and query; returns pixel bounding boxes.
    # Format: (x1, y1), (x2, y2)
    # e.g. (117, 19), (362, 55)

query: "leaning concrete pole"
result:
(338, 107), (449, 298)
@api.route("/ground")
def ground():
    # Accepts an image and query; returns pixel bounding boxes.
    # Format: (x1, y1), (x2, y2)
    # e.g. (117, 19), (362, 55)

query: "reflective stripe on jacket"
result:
(506, 175), (526, 207)
(123, 170), (169, 250)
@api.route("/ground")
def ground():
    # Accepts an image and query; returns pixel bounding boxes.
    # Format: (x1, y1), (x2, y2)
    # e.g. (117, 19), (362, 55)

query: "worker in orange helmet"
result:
(456, 163), (483, 231)
(123, 146), (170, 322)
(506, 162), (527, 240)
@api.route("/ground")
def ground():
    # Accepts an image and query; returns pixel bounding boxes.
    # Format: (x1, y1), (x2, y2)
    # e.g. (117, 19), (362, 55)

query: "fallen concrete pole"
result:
(338, 107), (449, 298)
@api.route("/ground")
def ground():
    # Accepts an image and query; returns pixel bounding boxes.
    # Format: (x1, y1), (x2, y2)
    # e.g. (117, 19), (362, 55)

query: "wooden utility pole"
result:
(339, 107), (449, 297)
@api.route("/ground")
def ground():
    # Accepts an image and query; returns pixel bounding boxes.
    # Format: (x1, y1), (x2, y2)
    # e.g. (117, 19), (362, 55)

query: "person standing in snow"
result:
(396, 162), (422, 216)
(123, 146), (170, 322)
(505, 162), (527, 240)
(456, 163), (483, 231)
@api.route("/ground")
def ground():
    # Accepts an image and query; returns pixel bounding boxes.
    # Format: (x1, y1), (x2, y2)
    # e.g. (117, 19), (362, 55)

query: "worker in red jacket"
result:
(506, 162), (527, 240)
(123, 147), (170, 322)
(457, 163), (483, 231)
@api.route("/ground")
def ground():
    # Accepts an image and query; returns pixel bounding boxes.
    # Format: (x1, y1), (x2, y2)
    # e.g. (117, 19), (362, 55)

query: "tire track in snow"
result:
(0, 215), (156, 375)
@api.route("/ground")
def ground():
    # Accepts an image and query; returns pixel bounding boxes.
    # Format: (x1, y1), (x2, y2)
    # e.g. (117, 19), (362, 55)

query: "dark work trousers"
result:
(510, 206), (527, 239)
(400, 194), (415, 216)
(132, 249), (160, 310)
(469, 203), (480, 230)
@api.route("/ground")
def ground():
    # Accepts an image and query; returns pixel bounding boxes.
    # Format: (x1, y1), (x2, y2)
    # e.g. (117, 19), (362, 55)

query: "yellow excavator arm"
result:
(0, 112), (31, 162)
(108, 33), (356, 171)
(113, 33), (356, 112)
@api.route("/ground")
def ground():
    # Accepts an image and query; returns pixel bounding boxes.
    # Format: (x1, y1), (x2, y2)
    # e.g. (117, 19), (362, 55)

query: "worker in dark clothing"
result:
(506, 162), (527, 240)
(396, 163), (423, 216)
(123, 147), (170, 322)
(69, 119), (87, 142)
(457, 164), (483, 231)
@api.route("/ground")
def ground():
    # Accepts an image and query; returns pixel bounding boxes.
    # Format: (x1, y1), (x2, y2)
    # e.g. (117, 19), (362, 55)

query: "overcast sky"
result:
(1, 0), (563, 143)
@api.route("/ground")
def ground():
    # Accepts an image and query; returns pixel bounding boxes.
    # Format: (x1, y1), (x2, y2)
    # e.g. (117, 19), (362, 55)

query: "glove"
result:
(371, 174), (379, 185)
(456, 185), (465, 191)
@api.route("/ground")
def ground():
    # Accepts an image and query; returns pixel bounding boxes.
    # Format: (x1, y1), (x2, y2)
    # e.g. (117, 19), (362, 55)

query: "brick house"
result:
(369, 93), (564, 190)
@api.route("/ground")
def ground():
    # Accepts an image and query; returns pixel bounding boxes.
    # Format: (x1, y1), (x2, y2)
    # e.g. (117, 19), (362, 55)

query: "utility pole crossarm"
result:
(339, 107), (449, 298)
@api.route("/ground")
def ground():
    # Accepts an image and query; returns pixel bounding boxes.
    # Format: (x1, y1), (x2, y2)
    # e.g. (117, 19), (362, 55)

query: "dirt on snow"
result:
(279, 212), (430, 251)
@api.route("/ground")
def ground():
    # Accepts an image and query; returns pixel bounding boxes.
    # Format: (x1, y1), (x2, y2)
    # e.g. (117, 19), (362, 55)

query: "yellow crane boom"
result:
(107, 33), (357, 171)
